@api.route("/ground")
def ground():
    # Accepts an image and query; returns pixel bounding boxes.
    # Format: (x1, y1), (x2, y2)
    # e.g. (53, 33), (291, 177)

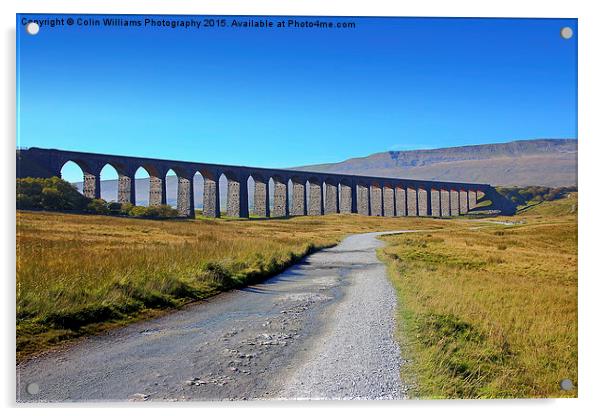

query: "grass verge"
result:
(17, 210), (440, 361)
(379, 194), (577, 398)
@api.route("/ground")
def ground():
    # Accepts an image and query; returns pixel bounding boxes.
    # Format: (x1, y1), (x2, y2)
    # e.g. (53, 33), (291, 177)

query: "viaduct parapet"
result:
(18, 147), (515, 218)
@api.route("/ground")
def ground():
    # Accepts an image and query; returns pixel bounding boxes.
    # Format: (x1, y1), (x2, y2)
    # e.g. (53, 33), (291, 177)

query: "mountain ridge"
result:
(294, 138), (577, 187)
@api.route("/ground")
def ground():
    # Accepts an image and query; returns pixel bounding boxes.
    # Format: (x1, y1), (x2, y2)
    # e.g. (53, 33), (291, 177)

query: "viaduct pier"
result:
(18, 147), (514, 218)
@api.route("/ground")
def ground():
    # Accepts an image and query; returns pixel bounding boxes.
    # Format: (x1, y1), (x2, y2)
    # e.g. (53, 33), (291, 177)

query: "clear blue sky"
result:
(17, 15), (577, 181)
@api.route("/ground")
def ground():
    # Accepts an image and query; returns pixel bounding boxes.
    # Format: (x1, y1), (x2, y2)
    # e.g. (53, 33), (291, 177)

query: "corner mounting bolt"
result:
(560, 27), (573, 40)
(26, 22), (40, 35)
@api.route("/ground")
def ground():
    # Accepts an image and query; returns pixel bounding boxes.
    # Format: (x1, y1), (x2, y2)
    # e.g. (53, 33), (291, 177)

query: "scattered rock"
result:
(129, 393), (149, 401)
(185, 377), (207, 386)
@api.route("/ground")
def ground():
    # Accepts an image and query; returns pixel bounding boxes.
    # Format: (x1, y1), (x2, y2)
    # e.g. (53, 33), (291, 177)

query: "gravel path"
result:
(17, 231), (408, 402)
(277, 231), (407, 399)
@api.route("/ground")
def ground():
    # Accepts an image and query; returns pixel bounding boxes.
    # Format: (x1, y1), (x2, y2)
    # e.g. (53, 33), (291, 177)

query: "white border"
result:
(3, 1), (600, 415)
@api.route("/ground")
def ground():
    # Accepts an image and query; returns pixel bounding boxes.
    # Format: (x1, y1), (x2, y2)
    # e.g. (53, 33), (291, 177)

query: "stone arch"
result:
(60, 159), (99, 199)
(449, 188), (460, 216)
(221, 170), (249, 218)
(270, 174), (289, 218)
(108, 160), (137, 205)
(323, 177), (339, 215)
(290, 175), (307, 216)
(307, 176), (323, 216)
(406, 185), (418, 216)
(382, 183), (395, 217)
(339, 178), (354, 214)
(196, 168), (220, 218)
(440, 187), (451, 217)
(356, 180), (371, 216)
(430, 186), (441, 217)
(394, 184), (406, 216)
(417, 186), (430, 217)
(459, 187), (469, 214)
(250, 172), (269, 218)
(134, 164), (166, 206)
(370, 180), (383, 216)
(162, 166), (195, 218)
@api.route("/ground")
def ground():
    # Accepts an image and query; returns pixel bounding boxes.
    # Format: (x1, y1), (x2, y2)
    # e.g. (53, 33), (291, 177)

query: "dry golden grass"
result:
(17, 195), (578, 398)
(16, 210), (440, 360)
(380, 194), (577, 398)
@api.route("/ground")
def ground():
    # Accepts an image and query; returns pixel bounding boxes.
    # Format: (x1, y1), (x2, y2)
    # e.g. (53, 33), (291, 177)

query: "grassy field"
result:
(16, 195), (578, 398)
(16, 210), (439, 361)
(379, 194), (577, 398)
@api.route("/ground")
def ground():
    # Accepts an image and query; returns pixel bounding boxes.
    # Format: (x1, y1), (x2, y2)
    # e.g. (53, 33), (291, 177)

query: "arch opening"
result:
(430, 188), (442, 217)
(99, 164), (119, 202)
(60, 161), (86, 196)
(165, 169), (178, 208)
(440, 189), (451, 217)
(406, 187), (418, 217)
(247, 175), (256, 218)
(193, 172), (204, 217)
(450, 189), (460, 216)
(134, 166), (151, 207)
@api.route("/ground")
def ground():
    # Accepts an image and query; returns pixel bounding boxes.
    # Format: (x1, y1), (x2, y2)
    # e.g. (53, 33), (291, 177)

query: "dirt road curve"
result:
(17, 231), (408, 401)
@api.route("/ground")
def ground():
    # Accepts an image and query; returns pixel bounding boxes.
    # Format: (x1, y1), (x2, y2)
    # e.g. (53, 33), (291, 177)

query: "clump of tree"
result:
(496, 185), (577, 206)
(17, 177), (180, 219)
(17, 177), (89, 211)
(120, 203), (179, 219)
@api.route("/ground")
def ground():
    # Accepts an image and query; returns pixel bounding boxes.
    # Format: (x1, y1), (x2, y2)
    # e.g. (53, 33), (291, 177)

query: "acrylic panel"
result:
(16, 14), (577, 401)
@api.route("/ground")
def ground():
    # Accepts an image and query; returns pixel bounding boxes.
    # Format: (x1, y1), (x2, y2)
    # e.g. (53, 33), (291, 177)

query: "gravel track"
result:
(277, 231), (407, 399)
(17, 231), (408, 402)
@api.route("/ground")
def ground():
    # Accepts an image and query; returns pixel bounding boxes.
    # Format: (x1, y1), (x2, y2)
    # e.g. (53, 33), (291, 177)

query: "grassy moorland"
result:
(16, 210), (439, 361)
(380, 194), (578, 398)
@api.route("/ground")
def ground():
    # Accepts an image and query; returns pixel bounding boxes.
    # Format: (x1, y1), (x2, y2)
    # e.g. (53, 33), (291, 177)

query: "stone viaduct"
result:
(19, 147), (515, 218)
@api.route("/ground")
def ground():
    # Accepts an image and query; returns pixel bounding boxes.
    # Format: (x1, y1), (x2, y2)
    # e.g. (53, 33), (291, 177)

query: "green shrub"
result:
(86, 199), (110, 215)
(17, 177), (179, 219)
(496, 186), (577, 207)
(154, 204), (179, 218)
(108, 202), (122, 214)
(17, 177), (89, 211)
(129, 205), (148, 218)
(120, 202), (134, 216)
(128, 204), (179, 219)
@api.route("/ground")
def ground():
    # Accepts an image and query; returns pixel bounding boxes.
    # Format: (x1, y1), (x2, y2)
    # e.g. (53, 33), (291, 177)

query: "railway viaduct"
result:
(18, 147), (515, 218)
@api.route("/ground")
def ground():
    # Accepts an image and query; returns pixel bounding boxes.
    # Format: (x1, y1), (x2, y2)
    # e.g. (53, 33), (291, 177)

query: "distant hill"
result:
(294, 139), (577, 187)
